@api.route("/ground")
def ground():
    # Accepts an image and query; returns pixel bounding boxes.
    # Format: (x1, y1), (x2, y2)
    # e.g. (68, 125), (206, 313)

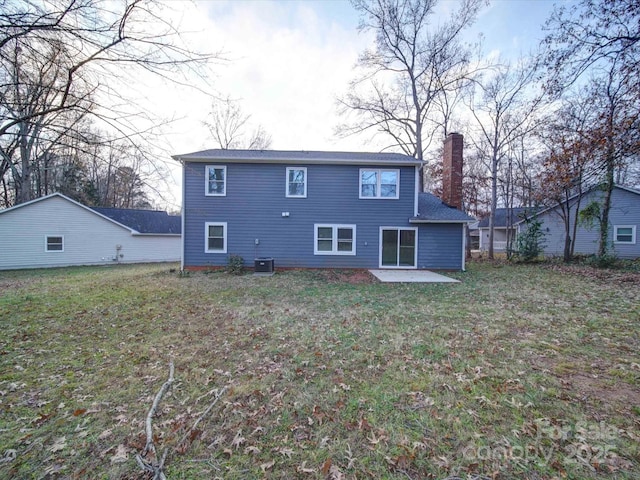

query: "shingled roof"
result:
(172, 149), (422, 166)
(410, 193), (475, 223)
(90, 207), (181, 234)
(477, 207), (539, 228)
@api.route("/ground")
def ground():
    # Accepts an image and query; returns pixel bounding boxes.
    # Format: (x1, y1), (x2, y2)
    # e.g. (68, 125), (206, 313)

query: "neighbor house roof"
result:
(477, 207), (539, 228)
(172, 149), (422, 166)
(410, 193), (475, 223)
(91, 207), (181, 234)
(0, 193), (180, 236)
(512, 184), (640, 225)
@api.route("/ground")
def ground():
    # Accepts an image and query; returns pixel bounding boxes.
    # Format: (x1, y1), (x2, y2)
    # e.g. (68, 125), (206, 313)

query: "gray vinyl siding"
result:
(0, 196), (180, 270)
(531, 187), (640, 259)
(183, 161), (466, 269)
(417, 223), (464, 270)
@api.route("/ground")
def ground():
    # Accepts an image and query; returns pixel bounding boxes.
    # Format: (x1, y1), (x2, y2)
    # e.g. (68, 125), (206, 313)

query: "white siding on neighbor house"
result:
(525, 187), (640, 259)
(0, 196), (180, 270)
(478, 228), (513, 251)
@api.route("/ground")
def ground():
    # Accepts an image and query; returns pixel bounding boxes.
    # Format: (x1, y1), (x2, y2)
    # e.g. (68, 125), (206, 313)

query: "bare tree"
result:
(0, 0), (217, 206)
(543, 0), (640, 256)
(466, 58), (543, 259)
(204, 96), (272, 150)
(337, 0), (484, 190)
(543, 0), (639, 91)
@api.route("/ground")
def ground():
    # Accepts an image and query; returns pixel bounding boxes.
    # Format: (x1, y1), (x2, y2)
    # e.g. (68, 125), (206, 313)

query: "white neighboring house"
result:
(514, 185), (640, 259)
(0, 193), (181, 270)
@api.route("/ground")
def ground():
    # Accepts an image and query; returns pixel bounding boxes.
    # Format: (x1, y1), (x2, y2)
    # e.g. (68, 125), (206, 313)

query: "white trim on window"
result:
(359, 168), (399, 199)
(286, 167), (307, 198)
(45, 235), (64, 252)
(205, 165), (227, 196)
(205, 222), (227, 253)
(314, 224), (356, 255)
(614, 225), (636, 244)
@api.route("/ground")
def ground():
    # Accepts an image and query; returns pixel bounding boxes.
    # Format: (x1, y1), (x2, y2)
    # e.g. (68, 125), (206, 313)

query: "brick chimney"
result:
(442, 133), (463, 210)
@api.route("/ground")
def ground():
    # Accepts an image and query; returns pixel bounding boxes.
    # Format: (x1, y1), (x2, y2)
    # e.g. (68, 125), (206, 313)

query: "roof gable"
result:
(513, 185), (640, 224)
(0, 193), (180, 235)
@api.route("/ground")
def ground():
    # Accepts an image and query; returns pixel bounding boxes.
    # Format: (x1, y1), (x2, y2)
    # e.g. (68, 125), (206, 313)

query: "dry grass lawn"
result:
(0, 261), (639, 479)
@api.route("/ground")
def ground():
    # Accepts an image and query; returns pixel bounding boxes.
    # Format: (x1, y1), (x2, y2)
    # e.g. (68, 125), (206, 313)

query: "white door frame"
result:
(378, 226), (418, 269)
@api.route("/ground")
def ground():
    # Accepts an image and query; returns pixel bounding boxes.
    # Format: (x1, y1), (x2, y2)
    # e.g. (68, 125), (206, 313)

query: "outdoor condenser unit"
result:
(254, 257), (275, 274)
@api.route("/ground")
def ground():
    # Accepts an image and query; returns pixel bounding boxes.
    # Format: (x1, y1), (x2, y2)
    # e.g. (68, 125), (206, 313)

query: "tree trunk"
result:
(488, 154), (498, 260)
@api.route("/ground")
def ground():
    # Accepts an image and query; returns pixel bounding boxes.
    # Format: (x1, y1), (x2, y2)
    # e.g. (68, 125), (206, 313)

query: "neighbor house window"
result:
(314, 224), (356, 255)
(46, 236), (64, 252)
(359, 169), (399, 199)
(614, 225), (636, 244)
(205, 166), (226, 196)
(286, 167), (307, 198)
(205, 222), (227, 253)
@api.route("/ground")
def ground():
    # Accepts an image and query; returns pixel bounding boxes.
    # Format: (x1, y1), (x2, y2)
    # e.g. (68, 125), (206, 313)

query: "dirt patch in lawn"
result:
(532, 355), (640, 414)
(320, 269), (379, 284)
(545, 264), (640, 285)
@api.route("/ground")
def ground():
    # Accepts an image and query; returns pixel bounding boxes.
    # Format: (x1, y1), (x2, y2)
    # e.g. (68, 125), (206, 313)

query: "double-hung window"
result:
(286, 167), (307, 198)
(614, 225), (636, 244)
(205, 166), (226, 196)
(314, 224), (356, 255)
(359, 169), (399, 199)
(45, 236), (64, 252)
(205, 222), (227, 253)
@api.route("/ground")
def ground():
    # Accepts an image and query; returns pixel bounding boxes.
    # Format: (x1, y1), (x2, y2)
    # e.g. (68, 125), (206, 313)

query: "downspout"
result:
(414, 165), (419, 217)
(461, 224), (466, 271)
(180, 159), (186, 271)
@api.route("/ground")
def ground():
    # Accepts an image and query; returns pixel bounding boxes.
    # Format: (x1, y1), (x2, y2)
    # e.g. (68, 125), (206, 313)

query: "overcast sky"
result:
(153, 0), (563, 209)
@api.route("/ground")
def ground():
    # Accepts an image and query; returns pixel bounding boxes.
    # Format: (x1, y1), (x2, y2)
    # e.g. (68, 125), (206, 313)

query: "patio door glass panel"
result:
(381, 228), (416, 267)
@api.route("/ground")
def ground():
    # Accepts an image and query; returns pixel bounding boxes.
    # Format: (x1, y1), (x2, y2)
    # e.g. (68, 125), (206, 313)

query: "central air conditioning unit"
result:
(254, 257), (275, 275)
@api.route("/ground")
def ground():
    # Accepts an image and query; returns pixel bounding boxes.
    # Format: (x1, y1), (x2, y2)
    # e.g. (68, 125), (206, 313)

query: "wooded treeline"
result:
(340, 0), (640, 260)
(0, 0), (212, 209)
(2, 0), (638, 260)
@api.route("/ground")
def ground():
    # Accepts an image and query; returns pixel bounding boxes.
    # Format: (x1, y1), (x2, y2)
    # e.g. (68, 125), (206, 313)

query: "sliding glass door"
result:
(380, 228), (417, 268)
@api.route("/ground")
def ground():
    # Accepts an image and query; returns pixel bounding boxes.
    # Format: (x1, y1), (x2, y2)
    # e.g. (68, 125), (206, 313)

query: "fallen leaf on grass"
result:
(49, 436), (66, 453)
(110, 444), (128, 463)
(260, 460), (275, 472)
(98, 429), (112, 440)
(321, 458), (332, 475)
(297, 461), (315, 473)
(231, 430), (245, 449)
(278, 446), (295, 458)
(329, 464), (345, 479)
(0, 449), (17, 464)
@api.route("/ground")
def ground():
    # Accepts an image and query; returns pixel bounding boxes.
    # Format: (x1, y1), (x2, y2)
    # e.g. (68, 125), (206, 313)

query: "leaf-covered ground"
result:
(0, 262), (638, 479)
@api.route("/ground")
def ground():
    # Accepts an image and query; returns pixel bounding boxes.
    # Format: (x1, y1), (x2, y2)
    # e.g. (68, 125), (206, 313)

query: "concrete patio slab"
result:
(369, 269), (460, 283)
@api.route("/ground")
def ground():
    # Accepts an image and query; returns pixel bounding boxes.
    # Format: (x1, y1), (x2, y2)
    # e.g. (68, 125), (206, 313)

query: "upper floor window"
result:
(359, 169), (399, 199)
(205, 165), (226, 196)
(286, 167), (307, 198)
(46, 236), (64, 252)
(614, 225), (636, 244)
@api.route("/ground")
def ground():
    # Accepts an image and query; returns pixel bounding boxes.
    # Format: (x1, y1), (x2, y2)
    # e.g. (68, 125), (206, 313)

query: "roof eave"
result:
(172, 155), (422, 167)
(410, 218), (475, 224)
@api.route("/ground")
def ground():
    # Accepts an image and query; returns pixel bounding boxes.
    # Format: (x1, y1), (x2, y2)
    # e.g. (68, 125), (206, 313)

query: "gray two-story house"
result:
(173, 134), (473, 271)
